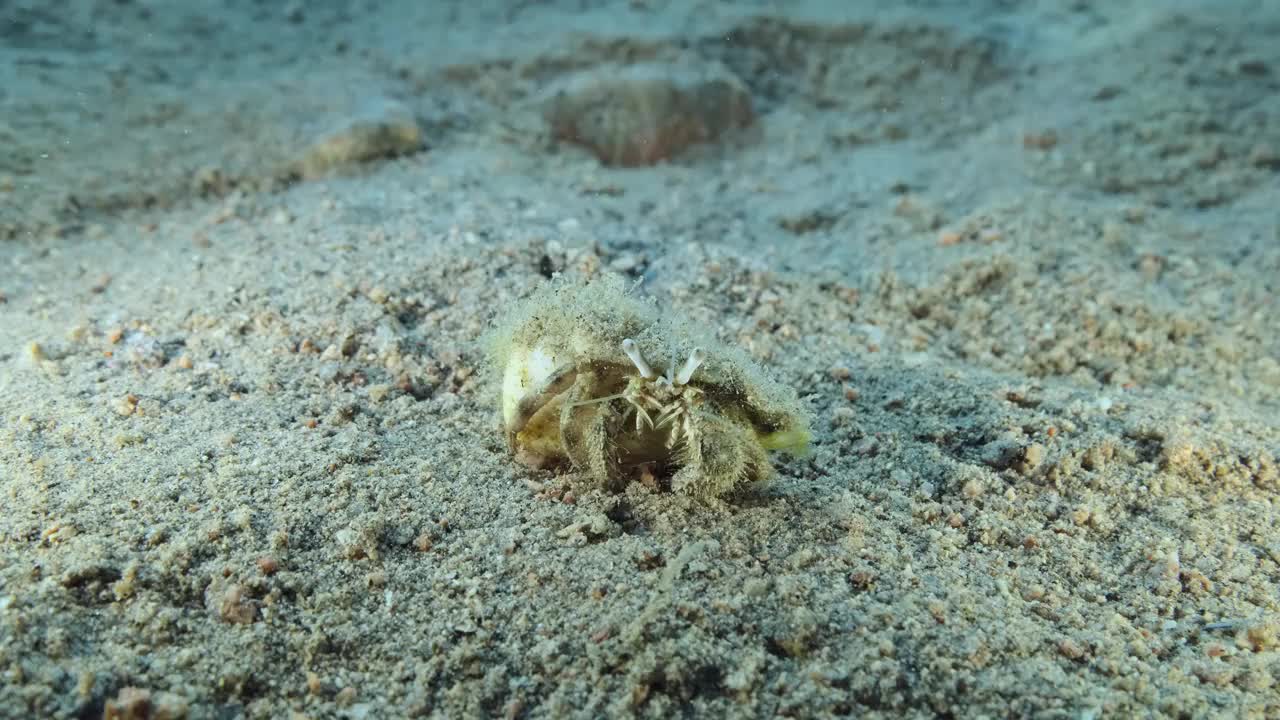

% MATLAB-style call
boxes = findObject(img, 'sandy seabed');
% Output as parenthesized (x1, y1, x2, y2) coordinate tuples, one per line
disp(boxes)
(1, 1, 1278, 718)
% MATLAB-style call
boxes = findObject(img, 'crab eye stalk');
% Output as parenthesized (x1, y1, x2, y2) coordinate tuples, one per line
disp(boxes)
(622, 338, 656, 380)
(675, 347, 706, 386)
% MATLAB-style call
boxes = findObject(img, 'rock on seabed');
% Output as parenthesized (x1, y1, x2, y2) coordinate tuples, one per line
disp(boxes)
(295, 96, 424, 178)
(543, 63, 755, 166)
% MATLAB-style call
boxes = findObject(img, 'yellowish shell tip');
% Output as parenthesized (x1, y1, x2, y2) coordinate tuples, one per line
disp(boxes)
(758, 428, 811, 455)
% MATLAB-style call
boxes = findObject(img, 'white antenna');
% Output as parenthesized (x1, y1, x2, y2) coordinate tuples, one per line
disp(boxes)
(675, 348, 706, 386)
(621, 339, 656, 379)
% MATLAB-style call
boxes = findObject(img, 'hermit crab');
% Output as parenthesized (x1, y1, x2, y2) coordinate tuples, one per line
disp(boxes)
(489, 275, 810, 499)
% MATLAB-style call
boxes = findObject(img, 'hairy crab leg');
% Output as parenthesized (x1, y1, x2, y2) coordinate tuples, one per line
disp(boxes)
(666, 420, 683, 448)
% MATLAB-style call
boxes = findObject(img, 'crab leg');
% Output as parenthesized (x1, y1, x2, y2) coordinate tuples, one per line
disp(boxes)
(665, 419, 684, 448)
(568, 392, 627, 408)
(633, 404, 655, 431)
(654, 405, 682, 429)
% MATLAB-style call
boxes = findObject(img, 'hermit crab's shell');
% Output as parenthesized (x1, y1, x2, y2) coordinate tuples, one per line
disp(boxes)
(494, 340, 570, 466)
(500, 341, 562, 430)
(488, 275, 811, 473)
(492, 275, 656, 425)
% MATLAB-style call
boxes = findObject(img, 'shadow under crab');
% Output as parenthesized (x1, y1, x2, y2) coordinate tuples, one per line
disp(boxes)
(489, 275, 810, 500)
